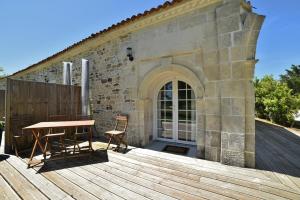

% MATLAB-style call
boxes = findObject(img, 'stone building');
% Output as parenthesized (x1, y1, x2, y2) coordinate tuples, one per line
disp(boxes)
(0, 0, 264, 167)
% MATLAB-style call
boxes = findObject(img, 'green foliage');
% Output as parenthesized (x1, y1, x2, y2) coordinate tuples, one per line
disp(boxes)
(255, 75, 300, 126)
(0, 67, 5, 78)
(280, 65, 300, 95)
(0, 121, 4, 130)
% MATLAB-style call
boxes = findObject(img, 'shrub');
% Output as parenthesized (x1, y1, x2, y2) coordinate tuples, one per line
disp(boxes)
(255, 75, 300, 126)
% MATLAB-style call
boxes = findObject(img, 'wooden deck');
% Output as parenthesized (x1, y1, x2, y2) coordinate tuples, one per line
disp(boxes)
(256, 120, 300, 177)
(1, 142, 300, 200)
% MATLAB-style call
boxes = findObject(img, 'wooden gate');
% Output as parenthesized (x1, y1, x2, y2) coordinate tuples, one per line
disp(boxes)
(4, 79, 81, 153)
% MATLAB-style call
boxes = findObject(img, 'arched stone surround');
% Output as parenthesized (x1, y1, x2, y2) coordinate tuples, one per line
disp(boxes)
(137, 63, 206, 158)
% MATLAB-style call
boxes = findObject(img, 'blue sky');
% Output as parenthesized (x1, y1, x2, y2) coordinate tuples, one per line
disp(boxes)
(0, 0, 299, 78)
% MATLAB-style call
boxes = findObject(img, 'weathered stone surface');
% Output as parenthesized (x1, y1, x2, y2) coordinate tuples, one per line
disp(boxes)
(232, 61, 246, 79)
(206, 131, 221, 147)
(245, 133, 255, 152)
(205, 146, 220, 162)
(220, 80, 245, 97)
(218, 33, 232, 48)
(204, 23, 217, 38)
(221, 149, 245, 167)
(228, 133, 245, 151)
(204, 82, 217, 98)
(196, 144, 205, 158)
(245, 151, 255, 168)
(217, 14, 240, 34)
(206, 115, 221, 131)
(221, 132, 229, 149)
(203, 64, 219, 81)
(232, 98, 245, 116)
(219, 48, 229, 63)
(220, 62, 231, 80)
(222, 116, 245, 134)
(230, 46, 247, 61)
(205, 98, 220, 115)
(216, 1, 240, 18)
(221, 98, 232, 115)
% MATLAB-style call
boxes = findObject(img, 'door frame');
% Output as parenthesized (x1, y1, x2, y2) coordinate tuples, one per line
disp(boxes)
(153, 78, 197, 145)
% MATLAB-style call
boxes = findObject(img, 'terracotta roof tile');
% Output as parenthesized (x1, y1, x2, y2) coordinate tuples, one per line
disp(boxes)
(10, 0, 184, 77)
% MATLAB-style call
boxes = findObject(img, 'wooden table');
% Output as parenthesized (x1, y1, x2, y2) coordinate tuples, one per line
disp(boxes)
(23, 120, 95, 168)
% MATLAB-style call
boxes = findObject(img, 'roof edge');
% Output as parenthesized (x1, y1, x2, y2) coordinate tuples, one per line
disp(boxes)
(9, 0, 222, 78)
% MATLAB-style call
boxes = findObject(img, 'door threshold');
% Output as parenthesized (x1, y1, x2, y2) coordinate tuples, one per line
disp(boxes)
(145, 140, 197, 158)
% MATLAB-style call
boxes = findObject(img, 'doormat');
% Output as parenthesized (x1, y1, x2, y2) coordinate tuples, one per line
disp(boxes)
(162, 145, 189, 155)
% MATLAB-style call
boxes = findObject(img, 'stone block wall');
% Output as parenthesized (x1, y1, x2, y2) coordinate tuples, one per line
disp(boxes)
(0, 0, 264, 167)
(216, 1, 264, 167)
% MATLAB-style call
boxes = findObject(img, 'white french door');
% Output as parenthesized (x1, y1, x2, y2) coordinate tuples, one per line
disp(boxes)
(156, 80, 196, 143)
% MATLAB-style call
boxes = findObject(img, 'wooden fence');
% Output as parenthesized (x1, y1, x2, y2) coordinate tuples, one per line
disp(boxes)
(4, 79, 81, 153)
(0, 90, 5, 120)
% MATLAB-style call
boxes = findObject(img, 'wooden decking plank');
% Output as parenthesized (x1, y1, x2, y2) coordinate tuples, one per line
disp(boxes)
(41, 170, 100, 200)
(48, 163, 124, 200)
(101, 162, 232, 200)
(256, 138, 290, 175)
(6, 156, 74, 200)
(200, 177, 286, 200)
(287, 176, 300, 190)
(255, 155, 282, 183)
(257, 122, 300, 154)
(256, 135, 300, 192)
(88, 159, 204, 200)
(107, 153, 258, 200)
(0, 160, 48, 200)
(256, 122, 300, 177)
(131, 148, 271, 181)
(70, 166, 150, 200)
(106, 158, 256, 200)
(110, 152, 300, 200)
(113, 151, 300, 199)
(21, 158, 100, 200)
(256, 132, 300, 174)
(124, 151, 293, 191)
(130, 149, 295, 189)
(273, 173, 300, 193)
(82, 164, 177, 200)
(0, 175, 21, 200)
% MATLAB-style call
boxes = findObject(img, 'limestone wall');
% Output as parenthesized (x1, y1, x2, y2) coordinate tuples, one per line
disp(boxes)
(1, 0, 264, 167)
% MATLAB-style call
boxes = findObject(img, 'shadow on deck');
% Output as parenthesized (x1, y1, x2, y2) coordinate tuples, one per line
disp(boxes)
(256, 120, 300, 177)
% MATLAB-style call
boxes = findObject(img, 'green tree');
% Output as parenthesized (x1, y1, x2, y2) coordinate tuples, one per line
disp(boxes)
(255, 75, 300, 126)
(280, 65, 300, 95)
(0, 67, 5, 77)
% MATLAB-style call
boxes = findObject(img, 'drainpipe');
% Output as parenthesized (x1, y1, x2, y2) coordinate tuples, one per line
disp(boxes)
(81, 59, 89, 116)
(63, 62, 72, 85)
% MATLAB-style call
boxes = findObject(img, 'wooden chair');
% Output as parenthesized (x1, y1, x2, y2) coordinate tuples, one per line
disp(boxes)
(43, 115, 68, 159)
(43, 128, 66, 159)
(73, 115, 92, 153)
(105, 115, 128, 151)
(11, 115, 33, 157)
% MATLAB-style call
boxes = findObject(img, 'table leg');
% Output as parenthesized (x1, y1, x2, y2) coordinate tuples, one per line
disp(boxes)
(27, 129, 45, 168)
(89, 126, 94, 151)
(28, 136, 38, 168)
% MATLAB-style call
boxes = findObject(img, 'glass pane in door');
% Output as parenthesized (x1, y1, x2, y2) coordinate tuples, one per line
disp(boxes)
(157, 81, 173, 139)
(177, 81, 196, 142)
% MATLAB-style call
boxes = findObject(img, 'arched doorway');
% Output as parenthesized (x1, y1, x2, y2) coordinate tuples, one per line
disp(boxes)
(137, 64, 204, 152)
(154, 80, 196, 144)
